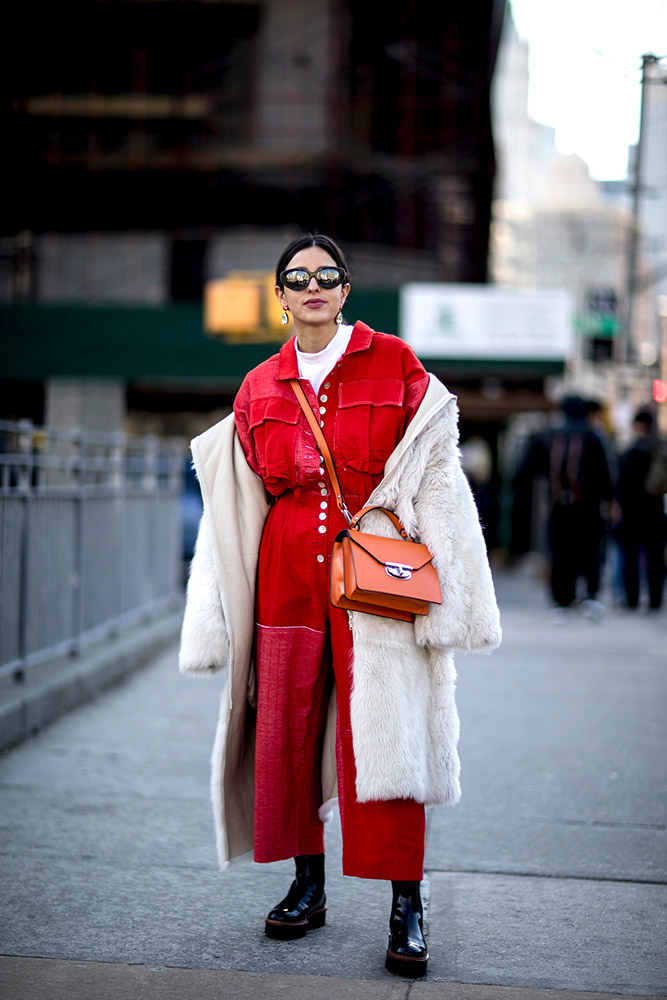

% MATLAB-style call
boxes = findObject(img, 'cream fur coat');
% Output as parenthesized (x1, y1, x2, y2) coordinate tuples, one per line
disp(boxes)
(179, 374, 501, 868)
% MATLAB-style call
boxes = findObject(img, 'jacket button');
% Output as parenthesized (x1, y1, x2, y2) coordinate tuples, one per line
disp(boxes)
(318, 481, 326, 488)
(320, 420, 325, 428)
(316, 554, 325, 563)
(318, 525, 326, 534)
(320, 489, 328, 496)
(323, 382, 330, 389)
(320, 406, 326, 415)
(320, 501, 327, 509)
(319, 394, 328, 403)
(319, 512, 327, 521)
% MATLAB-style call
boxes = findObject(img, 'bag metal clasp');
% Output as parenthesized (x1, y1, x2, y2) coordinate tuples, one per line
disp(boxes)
(385, 562, 413, 581)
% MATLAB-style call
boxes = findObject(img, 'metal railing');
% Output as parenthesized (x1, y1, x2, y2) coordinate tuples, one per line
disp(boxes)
(0, 420, 185, 678)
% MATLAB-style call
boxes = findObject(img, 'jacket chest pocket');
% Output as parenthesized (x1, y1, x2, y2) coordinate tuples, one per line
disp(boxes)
(334, 379, 406, 474)
(248, 397, 301, 479)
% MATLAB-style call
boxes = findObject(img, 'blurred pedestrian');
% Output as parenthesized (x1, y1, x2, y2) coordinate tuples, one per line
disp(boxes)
(179, 233, 501, 976)
(513, 395, 613, 619)
(585, 398, 618, 600)
(616, 409, 666, 611)
(460, 434, 494, 542)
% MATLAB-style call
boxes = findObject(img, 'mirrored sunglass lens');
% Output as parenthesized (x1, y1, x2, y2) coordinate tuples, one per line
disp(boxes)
(285, 269, 309, 287)
(316, 268, 342, 286)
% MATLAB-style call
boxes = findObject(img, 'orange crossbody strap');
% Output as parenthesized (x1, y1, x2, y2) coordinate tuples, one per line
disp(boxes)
(289, 378, 413, 540)
(289, 378, 352, 524)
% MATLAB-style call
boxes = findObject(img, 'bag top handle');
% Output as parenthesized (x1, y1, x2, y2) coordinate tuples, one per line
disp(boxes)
(289, 378, 411, 541)
(350, 505, 409, 540)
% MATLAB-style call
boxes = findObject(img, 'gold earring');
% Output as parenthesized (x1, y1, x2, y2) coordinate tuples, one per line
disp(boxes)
(281, 309, 289, 326)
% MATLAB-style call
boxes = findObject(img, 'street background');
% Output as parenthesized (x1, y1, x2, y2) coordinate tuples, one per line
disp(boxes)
(3, 3, 667, 996)
(1, 566, 665, 999)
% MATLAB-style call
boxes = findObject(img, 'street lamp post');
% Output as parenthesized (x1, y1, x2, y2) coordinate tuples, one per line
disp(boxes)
(620, 53, 658, 366)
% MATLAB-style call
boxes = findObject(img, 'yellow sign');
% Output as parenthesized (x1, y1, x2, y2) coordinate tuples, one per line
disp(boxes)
(204, 271, 287, 342)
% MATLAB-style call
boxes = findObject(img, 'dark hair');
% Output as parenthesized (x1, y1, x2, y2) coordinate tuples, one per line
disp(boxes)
(633, 408, 654, 429)
(275, 233, 350, 288)
(560, 395, 587, 420)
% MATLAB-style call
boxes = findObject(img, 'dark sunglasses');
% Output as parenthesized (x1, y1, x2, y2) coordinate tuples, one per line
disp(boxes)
(280, 266, 347, 291)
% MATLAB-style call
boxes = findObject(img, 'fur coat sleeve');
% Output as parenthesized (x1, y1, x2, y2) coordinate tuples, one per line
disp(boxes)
(178, 412, 270, 683)
(348, 390, 501, 807)
(179, 510, 230, 675)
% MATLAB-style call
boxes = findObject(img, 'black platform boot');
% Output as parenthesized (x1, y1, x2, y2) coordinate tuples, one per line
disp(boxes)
(264, 854, 326, 939)
(385, 880, 429, 977)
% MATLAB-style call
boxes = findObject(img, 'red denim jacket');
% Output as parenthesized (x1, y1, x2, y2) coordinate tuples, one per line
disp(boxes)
(234, 322, 428, 501)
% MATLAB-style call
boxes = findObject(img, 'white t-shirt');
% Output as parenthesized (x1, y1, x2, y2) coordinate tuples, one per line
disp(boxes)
(295, 324, 353, 396)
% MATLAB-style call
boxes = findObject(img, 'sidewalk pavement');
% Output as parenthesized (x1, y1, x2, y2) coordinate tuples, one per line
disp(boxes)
(0, 568, 665, 999)
(0, 607, 184, 752)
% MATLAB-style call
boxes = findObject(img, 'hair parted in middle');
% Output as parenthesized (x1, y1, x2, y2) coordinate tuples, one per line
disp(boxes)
(275, 233, 350, 289)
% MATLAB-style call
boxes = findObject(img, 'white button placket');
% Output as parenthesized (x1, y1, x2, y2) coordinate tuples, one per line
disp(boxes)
(315, 381, 332, 552)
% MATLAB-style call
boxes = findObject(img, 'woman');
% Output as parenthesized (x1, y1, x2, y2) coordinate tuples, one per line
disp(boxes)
(180, 233, 501, 977)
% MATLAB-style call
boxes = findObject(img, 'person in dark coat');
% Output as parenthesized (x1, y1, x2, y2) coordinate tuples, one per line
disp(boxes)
(616, 409, 666, 611)
(513, 396, 614, 614)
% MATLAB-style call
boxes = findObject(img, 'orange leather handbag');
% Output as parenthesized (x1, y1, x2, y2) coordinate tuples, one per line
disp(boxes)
(290, 379, 442, 623)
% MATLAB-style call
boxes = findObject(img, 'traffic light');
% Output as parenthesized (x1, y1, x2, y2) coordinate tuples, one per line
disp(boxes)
(203, 272, 286, 341)
(205, 278, 260, 335)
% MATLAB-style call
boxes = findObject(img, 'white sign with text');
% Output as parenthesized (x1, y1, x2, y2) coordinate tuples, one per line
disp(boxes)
(400, 284, 574, 360)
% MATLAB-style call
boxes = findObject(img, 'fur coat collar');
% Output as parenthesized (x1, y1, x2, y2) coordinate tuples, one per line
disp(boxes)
(179, 374, 501, 868)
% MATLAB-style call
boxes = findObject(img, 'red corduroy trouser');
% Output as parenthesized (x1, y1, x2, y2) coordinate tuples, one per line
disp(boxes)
(253, 484, 425, 880)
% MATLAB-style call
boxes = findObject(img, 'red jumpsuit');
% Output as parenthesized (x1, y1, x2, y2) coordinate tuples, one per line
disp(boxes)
(233, 322, 429, 880)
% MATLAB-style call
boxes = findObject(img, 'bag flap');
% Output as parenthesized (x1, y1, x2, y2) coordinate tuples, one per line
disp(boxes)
(345, 530, 434, 572)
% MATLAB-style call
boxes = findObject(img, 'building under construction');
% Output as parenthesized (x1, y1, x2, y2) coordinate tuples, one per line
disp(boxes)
(7, 0, 504, 299)
(4, 0, 530, 545)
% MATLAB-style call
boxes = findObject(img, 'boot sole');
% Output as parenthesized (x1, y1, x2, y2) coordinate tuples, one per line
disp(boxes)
(265, 906, 326, 940)
(386, 949, 429, 977)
